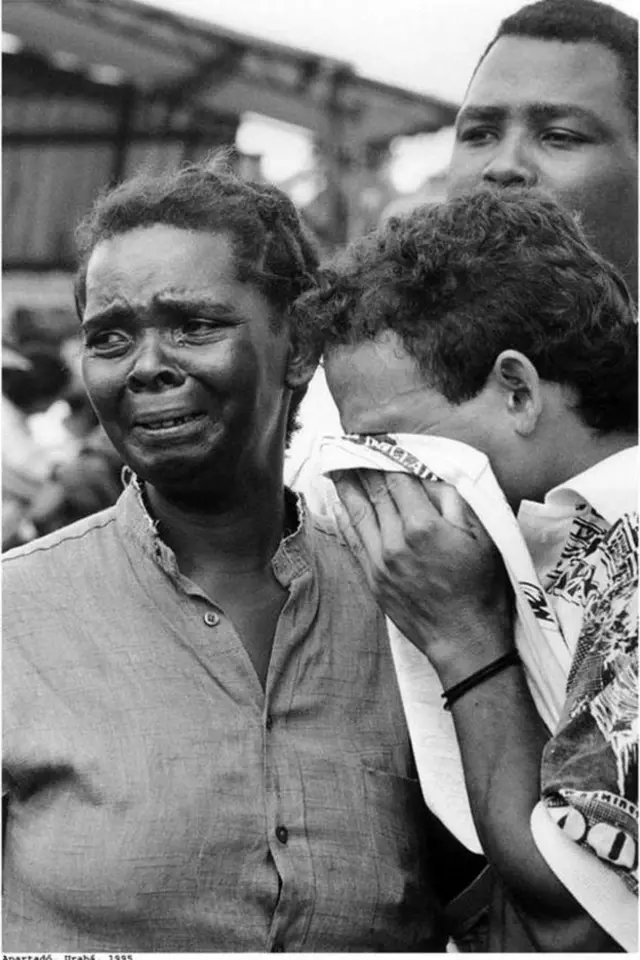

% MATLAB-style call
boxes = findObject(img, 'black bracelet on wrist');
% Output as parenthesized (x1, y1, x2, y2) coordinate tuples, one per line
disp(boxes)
(442, 649, 521, 711)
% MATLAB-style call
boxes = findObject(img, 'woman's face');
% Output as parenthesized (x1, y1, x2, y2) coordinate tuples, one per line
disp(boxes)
(81, 224, 294, 498)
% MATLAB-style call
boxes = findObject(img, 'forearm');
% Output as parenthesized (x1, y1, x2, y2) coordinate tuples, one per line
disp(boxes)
(444, 649, 620, 952)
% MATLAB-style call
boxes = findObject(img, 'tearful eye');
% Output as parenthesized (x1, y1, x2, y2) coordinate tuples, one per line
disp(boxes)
(181, 319, 215, 335)
(84, 330, 131, 356)
(173, 318, 227, 344)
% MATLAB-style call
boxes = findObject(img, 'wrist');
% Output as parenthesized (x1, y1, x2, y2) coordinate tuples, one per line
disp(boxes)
(442, 649, 521, 711)
(426, 607, 514, 689)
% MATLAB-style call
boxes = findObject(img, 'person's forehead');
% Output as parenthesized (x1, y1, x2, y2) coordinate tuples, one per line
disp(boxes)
(465, 35, 628, 117)
(324, 337, 455, 435)
(86, 225, 237, 293)
(325, 335, 423, 401)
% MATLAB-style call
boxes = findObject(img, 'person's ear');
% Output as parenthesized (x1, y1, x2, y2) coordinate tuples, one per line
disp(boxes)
(490, 349, 542, 436)
(284, 337, 318, 392)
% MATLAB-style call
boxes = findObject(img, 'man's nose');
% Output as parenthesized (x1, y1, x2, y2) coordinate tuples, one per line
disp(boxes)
(126, 332, 185, 392)
(482, 133, 537, 189)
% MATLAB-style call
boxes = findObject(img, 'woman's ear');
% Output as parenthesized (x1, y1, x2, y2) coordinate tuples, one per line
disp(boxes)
(285, 337, 319, 392)
(490, 349, 543, 437)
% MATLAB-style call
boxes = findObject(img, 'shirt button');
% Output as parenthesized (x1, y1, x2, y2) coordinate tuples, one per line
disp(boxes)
(203, 611, 220, 627)
(265, 714, 273, 730)
(275, 825, 288, 844)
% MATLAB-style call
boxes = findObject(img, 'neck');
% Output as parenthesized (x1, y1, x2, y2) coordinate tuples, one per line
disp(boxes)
(553, 429, 634, 485)
(144, 472, 289, 574)
(523, 427, 636, 510)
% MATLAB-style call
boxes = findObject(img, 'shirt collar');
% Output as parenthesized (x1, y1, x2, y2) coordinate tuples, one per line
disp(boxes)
(117, 471, 312, 589)
(543, 446, 638, 524)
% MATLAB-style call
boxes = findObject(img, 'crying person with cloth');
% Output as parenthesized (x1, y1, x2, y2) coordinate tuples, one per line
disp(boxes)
(291, 189, 638, 953)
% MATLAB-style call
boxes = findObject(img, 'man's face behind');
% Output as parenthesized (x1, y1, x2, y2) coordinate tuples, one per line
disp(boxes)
(324, 334, 574, 509)
(448, 36, 638, 298)
(324, 333, 507, 471)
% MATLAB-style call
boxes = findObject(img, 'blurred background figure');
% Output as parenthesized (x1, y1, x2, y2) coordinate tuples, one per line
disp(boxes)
(2, 340, 70, 549)
(28, 424, 124, 539)
(27, 334, 125, 539)
(2, 329, 125, 548)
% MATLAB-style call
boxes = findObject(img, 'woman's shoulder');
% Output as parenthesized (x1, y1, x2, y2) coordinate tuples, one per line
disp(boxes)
(3, 505, 119, 592)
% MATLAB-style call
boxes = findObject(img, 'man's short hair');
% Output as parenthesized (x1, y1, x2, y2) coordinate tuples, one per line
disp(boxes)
(74, 154, 320, 442)
(477, 0, 638, 134)
(294, 189, 638, 433)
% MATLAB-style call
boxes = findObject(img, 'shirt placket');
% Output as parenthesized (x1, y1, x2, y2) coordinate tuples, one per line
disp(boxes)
(125, 479, 321, 949)
(263, 544, 318, 952)
(262, 715, 315, 952)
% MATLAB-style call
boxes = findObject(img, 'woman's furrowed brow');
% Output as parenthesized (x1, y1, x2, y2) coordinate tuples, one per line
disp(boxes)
(83, 295, 241, 326)
(153, 293, 239, 317)
(82, 304, 132, 328)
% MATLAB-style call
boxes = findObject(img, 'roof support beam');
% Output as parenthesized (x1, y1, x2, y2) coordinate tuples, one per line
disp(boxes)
(110, 83, 136, 184)
(318, 67, 353, 245)
(4, 130, 222, 145)
(153, 42, 243, 107)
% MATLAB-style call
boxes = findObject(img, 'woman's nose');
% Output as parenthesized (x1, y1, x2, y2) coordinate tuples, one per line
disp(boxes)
(126, 332, 185, 392)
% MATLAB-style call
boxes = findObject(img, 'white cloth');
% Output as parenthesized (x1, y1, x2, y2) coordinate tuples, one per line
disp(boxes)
(318, 433, 573, 854)
(530, 802, 638, 951)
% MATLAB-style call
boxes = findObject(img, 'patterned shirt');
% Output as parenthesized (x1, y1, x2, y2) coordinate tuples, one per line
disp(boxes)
(2, 479, 447, 953)
(519, 447, 638, 896)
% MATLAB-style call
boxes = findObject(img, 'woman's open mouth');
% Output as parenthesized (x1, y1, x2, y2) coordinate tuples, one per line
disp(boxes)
(133, 412, 208, 439)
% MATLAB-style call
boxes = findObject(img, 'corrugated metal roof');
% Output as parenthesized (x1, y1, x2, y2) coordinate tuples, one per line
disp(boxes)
(3, 44, 250, 269)
(3, 0, 458, 144)
(4, 142, 115, 266)
(3, 0, 458, 267)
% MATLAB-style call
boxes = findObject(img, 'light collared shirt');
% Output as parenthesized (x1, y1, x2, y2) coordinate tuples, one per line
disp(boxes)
(518, 445, 638, 589)
(3, 479, 446, 953)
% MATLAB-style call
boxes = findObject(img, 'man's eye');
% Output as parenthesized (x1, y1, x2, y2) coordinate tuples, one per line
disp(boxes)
(457, 126, 497, 146)
(541, 129, 587, 147)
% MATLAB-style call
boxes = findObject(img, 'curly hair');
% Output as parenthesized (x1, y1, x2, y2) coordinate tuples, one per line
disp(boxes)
(293, 189, 638, 433)
(74, 153, 320, 442)
(478, 0, 638, 135)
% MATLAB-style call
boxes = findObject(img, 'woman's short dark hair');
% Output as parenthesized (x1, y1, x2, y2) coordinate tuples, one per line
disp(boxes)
(74, 154, 320, 441)
(294, 188, 638, 433)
